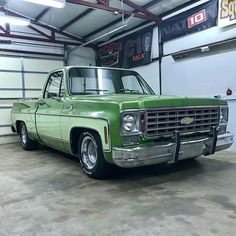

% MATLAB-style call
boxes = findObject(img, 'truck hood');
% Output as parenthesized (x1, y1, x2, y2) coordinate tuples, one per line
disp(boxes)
(71, 94, 224, 110)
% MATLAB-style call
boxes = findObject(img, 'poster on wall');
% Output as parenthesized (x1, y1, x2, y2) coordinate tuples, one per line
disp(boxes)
(123, 26, 153, 68)
(97, 41, 123, 68)
(97, 26, 153, 69)
(160, 0, 218, 42)
(218, 0, 236, 27)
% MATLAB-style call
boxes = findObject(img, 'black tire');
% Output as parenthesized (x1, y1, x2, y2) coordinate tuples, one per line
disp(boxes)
(78, 131, 111, 179)
(19, 122, 38, 150)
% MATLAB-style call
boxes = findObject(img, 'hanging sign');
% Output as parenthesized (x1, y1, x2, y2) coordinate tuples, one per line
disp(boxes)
(160, 0, 218, 42)
(97, 26, 153, 69)
(123, 26, 153, 68)
(218, 0, 236, 27)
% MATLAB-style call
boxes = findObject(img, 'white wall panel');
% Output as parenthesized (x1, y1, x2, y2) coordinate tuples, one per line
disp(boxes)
(25, 90, 42, 98)
(0, 91, 22, 98)
(164, 25, 236, 55)
(0, 56, 64, 138)
(25, 73, 47, 89)
(24, 58, 64, 72)
(0, 127, 12, 136)
(0, 72, 22, 88)
(162, 51, 236, 97)
(227, 99, 236, 151)
(1, 109, 11, 124)
(0, 57, 21, 70)
(68, 47, 96, 66)
(133, 61, 160, 94)
(151, 26, 159, 59)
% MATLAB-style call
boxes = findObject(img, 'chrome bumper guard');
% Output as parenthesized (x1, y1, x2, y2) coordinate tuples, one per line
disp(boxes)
(112, 132, 234, 168)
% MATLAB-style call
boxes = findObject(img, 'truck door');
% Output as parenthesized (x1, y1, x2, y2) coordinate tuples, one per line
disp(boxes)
(36, 70, 64, 150)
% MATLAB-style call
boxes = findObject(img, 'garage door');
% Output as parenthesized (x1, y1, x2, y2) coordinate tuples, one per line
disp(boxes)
(0, 55, 64, 136)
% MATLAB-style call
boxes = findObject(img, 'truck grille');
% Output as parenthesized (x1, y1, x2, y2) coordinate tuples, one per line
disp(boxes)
(145, 107, 219, 138)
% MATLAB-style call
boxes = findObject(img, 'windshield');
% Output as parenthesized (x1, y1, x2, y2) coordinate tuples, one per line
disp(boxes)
(68, 67, 155, 95)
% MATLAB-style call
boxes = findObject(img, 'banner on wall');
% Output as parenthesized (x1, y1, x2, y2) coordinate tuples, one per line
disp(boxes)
(218, 0, 236, 27)
(160, 0, 218, 42)
(97, 26, 153, 69)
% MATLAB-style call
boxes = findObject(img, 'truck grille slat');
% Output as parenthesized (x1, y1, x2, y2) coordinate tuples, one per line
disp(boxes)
(145, 107, 219, 138)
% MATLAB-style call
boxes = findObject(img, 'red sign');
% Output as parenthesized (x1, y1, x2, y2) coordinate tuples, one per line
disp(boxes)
(187, 9, 207, 28)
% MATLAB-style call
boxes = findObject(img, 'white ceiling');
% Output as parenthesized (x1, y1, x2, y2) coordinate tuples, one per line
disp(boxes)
(1, 0, 195, 44)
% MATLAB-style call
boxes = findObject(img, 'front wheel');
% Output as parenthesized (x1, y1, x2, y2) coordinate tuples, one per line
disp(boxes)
(19, 122, 38, 150)
(78, 131, 111, 179)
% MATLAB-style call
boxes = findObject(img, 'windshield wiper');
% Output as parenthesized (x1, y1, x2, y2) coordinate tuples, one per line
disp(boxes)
(119, 89, 141, 94)
(84, 89, 110, 93)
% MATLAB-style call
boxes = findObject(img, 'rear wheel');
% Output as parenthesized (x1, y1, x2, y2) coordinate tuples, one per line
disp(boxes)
(19, 122, 38, 150)
(78, 131, 111, 179)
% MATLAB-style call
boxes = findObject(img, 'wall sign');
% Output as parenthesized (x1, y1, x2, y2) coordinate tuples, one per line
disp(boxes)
(160, 0, 218, 42)
(97, 26, 153, 69)
(218, 0, 236, 27)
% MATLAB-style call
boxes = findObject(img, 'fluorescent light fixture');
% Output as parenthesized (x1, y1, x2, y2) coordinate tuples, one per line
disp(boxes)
(23, 0, 66, 8)
(0, 16, 30, 26)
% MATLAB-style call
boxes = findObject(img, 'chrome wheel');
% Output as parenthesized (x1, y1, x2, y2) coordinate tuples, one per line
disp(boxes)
(81, 135, 98, 170)
(21, 124, 27, 145)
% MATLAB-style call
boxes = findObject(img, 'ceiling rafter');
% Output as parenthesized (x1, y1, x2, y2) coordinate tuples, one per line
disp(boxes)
(108, 0, 201, 44)
(0, 25, 7, 33)
(0, 32, 81, 45)
(59, 0, 111, 33)
(97, 0, 109, 6)
(35, 7, 50, 21)
(66, 0, 157, 21)
(28, 25, 52, 39)
(0, 7, 88, 46)
(159, 0, 200, 17)
(84, 0, 161, 39)
(121, 0, 159, 21)
(142, 0, 162, 9)
(60, 8, 94, 31)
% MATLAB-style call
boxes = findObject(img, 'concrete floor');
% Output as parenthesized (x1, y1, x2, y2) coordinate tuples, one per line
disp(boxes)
(0, 143, 236, 236)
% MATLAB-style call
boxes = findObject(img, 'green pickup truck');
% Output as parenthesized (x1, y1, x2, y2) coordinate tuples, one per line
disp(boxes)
(11, 66, 234, 178)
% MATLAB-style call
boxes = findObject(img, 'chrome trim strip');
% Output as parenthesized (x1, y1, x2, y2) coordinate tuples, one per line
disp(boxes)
(144, 105, 220, 111)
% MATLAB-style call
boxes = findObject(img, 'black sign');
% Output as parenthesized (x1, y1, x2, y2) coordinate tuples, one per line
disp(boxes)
(160, 0, 218, 42)
(97, 26, 153, 69)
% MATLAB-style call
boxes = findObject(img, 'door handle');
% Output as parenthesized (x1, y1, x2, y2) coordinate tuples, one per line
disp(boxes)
(64, 104, 73, 111)
(38, 99, 45, 105)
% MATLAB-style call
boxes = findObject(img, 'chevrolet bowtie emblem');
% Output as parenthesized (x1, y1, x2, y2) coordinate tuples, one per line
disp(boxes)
(181, 117, 194, 125)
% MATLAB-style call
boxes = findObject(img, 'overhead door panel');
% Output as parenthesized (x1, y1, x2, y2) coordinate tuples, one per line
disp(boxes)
(25, 73, 47, 89)
(0, 57, 21, 70)
(0, 55, 64, 137)
(0, 72, 22, 88)
(24, 58, 64, 72)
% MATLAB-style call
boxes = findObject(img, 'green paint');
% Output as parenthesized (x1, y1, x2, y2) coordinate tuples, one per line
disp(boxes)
(11, 66, 227, 164)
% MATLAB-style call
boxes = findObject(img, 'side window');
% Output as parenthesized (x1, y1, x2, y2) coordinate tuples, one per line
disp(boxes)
(44, 71, 64, 98)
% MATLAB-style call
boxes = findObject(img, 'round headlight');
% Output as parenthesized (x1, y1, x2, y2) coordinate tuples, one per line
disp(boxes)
(123, 115, 136, 132)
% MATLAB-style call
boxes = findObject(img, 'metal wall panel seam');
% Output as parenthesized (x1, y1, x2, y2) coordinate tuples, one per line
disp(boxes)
(0, 69, 48, 74)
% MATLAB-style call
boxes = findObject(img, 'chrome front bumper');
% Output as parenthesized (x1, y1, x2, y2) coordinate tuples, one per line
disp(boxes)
(112, 132, 234, 168)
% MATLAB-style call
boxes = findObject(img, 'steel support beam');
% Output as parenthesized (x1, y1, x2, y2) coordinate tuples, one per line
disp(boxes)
(98, 0, 109, 6)
(28, 25, 52, 39)
(0, 7, 87, 45)
(60, 8, 94, 31)
(0, 25, 7, 33)
(35, 7, 50, 21)
(84, 0, 160, 39)
(0, 32, 81, 45)
(142, 0, 162, 9)
(122, 0, 159, 21)
(0, 48, 64, 57)
(66, 0, 157, 21)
